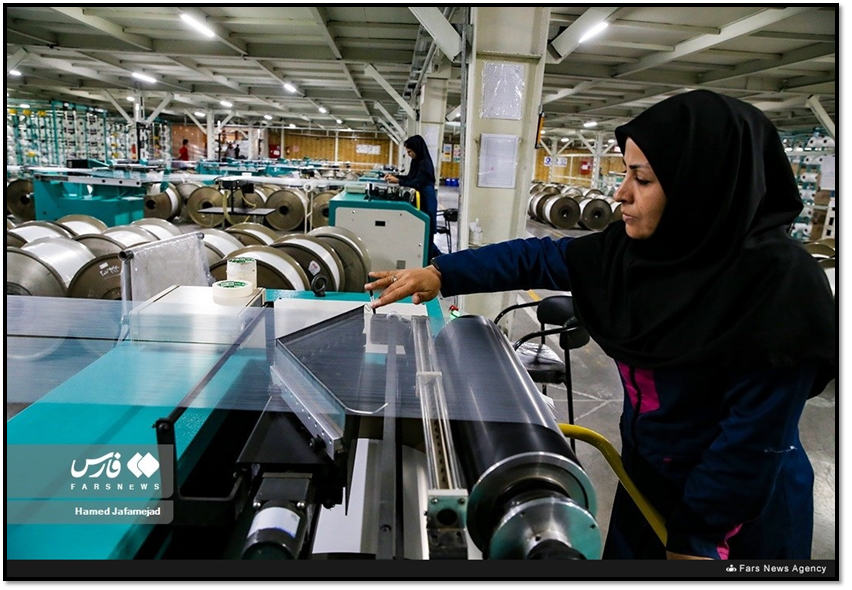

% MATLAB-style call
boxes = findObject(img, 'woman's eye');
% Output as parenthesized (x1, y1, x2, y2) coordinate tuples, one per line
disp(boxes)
(636, 178, 651, 186)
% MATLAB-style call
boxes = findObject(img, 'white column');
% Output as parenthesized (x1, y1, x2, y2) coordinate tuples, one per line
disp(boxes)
(206, 109, 215, 160)
(419, 63, 450, 181)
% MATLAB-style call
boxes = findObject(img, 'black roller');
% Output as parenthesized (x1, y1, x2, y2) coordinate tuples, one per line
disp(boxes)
(433, 315, 597, 557)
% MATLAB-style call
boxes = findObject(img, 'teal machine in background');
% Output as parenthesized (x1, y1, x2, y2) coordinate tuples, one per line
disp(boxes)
(329, 186, 430, 272)
(32, 170, 149, 225)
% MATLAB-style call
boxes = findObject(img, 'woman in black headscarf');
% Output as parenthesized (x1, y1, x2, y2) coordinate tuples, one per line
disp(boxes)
(384, 134, 441, 259)
(366, 90, 836, 559)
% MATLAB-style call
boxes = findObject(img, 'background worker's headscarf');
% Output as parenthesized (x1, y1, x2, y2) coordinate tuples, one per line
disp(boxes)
(565, 90, 835, 386)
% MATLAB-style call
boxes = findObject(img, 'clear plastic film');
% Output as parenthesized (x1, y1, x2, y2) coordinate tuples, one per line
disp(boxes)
(479, 61, 526, 120)
(7, 295, 556, 428)
(121, 232, 213, 302)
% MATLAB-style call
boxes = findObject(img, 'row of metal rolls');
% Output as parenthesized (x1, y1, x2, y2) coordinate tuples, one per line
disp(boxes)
(527, 183, 621, 231)
(6, 216, 371, 300)
(5, 178, 344, 232)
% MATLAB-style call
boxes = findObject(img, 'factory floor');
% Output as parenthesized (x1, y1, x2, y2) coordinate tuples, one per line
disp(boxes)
(434, 186, 837, 560)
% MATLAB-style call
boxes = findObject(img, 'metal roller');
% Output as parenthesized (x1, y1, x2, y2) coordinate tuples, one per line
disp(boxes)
(75, 235, 128, 257)
(177, 181, 204, 220)
(271, 235, 344, 292)
(187, 186, 227, 227)
(577, 197, 612, 231)
(56, 214, 108, 236)
(7, 217, 16, 230)
(226, 222, 279, 246)
(209, 245, 309, 290)
(103, 225, 160, 246)
(541, 194, 581, 229)
(527, 193, 548, 221)
(584, 188, 604, 199)
(18, 237, 96, 293)
(199, 228, 246, 267)
(143, 184, 181, 220)
(804, 242, 835, 259)
(605, 198, 622, 223)
(131, 218, 183, 240)
(311, 191, 338, 228)
(67, 254, 124, 300)
(308, 226, 372, 293)
(6, 179, 35, 220)
(266, 188, 309, 231)
(561, 186, 584, 200)
(7, 221, 73, 244)
(233, 185, 271, 213)
(434, 316, 600, 560)
(7, 247, 66, 297)
(529, 182, 544, 196)
(7, 230, 27, 248)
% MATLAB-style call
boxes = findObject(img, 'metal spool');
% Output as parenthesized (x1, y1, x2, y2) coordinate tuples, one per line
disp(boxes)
(131, 218, 183, 241)
(9, 220, 75, 244)
(577, 198, 612, 231)
(103, 225, 160, 247)
(605, 198, 622, 223)
(311, 191, 338, 228)
(143, 184, 181, 220)
(19, 237, 97, 293)
(308, 226, 372, 292)
(530, 182, 544, 196)
(226, 222, 278, 246)
(266, 188, 309, 231)
(67, 253, 124, 300)
(344, 172, 359, 182)
(529, 188, 561, 221)
(177, 181, 204, 220)
(561, 186, 584, 200)
(7, 247, 66, 297)
(209, 245, 309, 290)
(199, 228, 245, 267)
(56, 214, 108, 236)
(6, 179, 35, 220)
(816, 237, 835, 250)
(541, 195, 581, 229)
(7, 228, 28, 248)
(584, 188, 605, 199)
(213, 182, 253, 225)
(804, 242, 835, 258)
(271, 235, 344, 292)
(6, 217, 16, 229)
(187, 186, 227, 227)
(75, 235, 128, 257)
(233, 185, 271, 213)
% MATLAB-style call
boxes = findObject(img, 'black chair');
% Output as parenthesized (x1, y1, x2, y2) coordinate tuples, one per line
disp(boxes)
(436, 208, 459, 253)
(495, 295, 590, 448)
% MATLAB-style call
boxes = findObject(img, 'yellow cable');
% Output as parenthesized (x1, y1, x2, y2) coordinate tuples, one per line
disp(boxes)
(558, 423, 668, 546)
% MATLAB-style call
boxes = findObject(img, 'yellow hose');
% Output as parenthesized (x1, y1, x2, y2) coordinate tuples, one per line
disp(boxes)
(558, 423, 668, 545)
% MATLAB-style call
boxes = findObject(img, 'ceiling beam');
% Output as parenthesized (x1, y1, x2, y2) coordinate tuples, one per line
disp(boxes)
(27, 52, 134, 89)
(168, 56, 248, 95)
(699, 42, 836, 84)
(543, 81, 597, 105)
(7, 23, 58, 46)
(75, 51, 193, 93)
(806, 95, 835, 138)
(364, 64, 416, 120)
(549, 7, 620, 63)
(177, 8, 247, 55)
(50, 7, 154, 51)
(408, 7, 461, 61)
(610, 19, 721, 35)
(7, 47, 29, 74)
(307, 7, 343, 60)
(614, 6, 813, 77)
(373, 101, 406, 138)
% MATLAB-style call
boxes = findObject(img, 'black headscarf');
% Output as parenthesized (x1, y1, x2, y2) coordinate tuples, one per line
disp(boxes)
(402, 135, 436, 186)
(564, 90, 836, 377)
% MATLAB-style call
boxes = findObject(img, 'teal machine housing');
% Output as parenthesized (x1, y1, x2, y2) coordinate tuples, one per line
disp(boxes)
(32, 171, 148, 225)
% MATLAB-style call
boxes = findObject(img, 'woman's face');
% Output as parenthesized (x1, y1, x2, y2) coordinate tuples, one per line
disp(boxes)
(405, 147, 416, 159)
(614, 138, 667, 239)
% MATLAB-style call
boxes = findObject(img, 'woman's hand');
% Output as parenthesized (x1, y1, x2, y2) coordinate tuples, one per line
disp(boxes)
(365, 266, 442, 309)
(384, 174, 399, 184)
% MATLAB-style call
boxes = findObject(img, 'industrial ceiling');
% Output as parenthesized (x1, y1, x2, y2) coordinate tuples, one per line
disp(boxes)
(5, 5, 837, 138)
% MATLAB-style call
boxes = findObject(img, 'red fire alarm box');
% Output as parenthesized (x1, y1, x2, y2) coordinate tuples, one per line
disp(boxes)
(580, 160, 592, 175)
(269, 144, 281, 158)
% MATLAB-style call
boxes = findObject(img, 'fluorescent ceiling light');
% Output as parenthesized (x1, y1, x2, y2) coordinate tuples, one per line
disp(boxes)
(264, 114, 273, 120)
(19, 103, 30, 109)
(560, 137, 570, 143)
(132, 72, 156, 84)
(583, 121, 598, 128)
(194, 111, 205, 117)
(9, 69, 22, 76)
(318, 106, 328, 114)
(579, 21, 609, 44)
(180, 13, 216, 38)
(289, 123, 296, 129)
(220, 100, 233, 108)
(608, 138, 616, 143)
(126, 96, 135, 102)
(283, 82, 297, 93)
(335, 119, 342, 124)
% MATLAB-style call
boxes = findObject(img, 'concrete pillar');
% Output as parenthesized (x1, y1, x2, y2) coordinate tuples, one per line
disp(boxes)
(206, 109, 215, 160)
(419, 64, 450, 181)
(248, 127, 259, 159)
(458, 6, 551, 319)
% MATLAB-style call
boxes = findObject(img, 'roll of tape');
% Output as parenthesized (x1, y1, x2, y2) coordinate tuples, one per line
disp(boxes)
(212, 279, 253, 302)
(227, 257, 258, 289)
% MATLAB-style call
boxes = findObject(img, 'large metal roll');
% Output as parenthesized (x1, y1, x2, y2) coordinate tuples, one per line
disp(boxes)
(266, 188, 309, 231)
(311, 191, 338, 228)
(308, 226, 372, 293)
(56, 214, 108, 236)
(583, 188, 605, 199)
(529, 182, 545, 196)
(527, 193, 549, 221)
(6, 179, 35, 220)
(67, 254, 123, 299)
(143, 184, 181, 220)
(561, 186, 584, 200)
(605, 198, 622, 223)
(577, 197, 612, 231)
(541, 194, 581, 229)
(103, 225, 160, 247)
(199, 228, 246, 267)
(226, 222, 278, 246)
(7, 229, 27, 248)
(7, 217, 16, 230)
(209, 245, 309, 290)
(7, 220, 74, 244)
(17, 237, 96, 293)
(177, 181, 205, 220)
(271, 235, 344, 292)
(7, 247, 66, 297)
(131, 218, 183, 240)
(187, 186, 227, 227)
(434, 316, 599, 559)
(233, 185, 271, 212)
